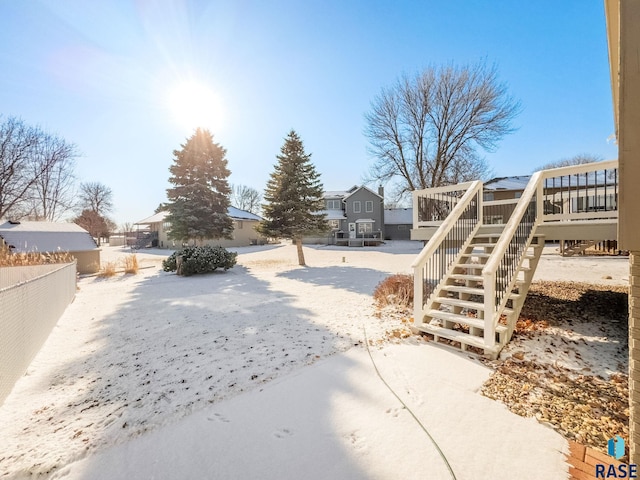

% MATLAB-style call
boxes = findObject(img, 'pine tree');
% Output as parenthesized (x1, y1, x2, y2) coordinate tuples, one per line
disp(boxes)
(165, 129, 233, 244)
(258, 130, 328, 266)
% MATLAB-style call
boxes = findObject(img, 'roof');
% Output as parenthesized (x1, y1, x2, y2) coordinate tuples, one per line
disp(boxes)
(319, 210, 346, 220)
(0, 221, 98, 253)
(343, 185, 383, 200)
(384, 208, 413, 225)
(323, 191, 348, 199)
(136, 207, 262, 225)
(323, 185, 383, 200)
(484, 176, 531, 191)
(227, 207, 262, 221)
(355, 218, 375, 223)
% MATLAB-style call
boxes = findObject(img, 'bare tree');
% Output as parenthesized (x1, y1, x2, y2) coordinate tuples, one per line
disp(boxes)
(28, 133, 78, 220)
(365, 62, 520, 198)
(230, 184, 262, 214)
(78, 181, 113, 216)
(0, 116, 79, 221)
(119, 222, 133, 234)
(534, 153, 603, 171)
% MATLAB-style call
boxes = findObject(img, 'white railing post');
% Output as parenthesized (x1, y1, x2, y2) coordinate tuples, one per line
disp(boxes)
(536, 178, 544, 222)
(412, 190, 419, 228)
(483, 270, 496, 348)
(413, 265, 423, 327)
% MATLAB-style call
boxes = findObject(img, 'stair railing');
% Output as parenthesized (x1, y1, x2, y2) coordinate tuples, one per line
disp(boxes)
(482, 171, 543, 348)
(411, 181, 483, 327)
(481, 158, 619, 348)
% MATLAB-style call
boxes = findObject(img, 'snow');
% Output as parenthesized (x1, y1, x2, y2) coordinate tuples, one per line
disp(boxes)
(1, 240, 625, 479)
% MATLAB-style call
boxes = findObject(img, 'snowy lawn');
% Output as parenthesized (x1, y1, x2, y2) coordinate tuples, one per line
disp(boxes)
(1, 241, 627, 479)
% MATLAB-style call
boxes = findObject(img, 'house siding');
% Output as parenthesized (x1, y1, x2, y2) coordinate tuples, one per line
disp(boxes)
(344, 188, 384, 240)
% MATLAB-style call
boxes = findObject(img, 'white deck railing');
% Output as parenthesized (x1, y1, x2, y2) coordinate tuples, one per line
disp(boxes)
(411, 159, 619, 352)
(411, 181, 483, 326)
(481, 159, 619, 347)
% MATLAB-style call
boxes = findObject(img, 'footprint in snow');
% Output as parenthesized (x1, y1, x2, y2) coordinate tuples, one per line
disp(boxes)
(273, 428, 293, 439)
(207, 413, 230, 423)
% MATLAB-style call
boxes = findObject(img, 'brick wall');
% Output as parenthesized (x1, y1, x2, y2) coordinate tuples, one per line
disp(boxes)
(631, 252, 640, 464)
(567, 441, 625, 480)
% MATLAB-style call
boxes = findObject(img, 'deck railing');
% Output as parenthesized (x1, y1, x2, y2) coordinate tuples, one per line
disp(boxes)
(481, 159, 619, 348)
(541, 159, 618, 222)
(412, 181, 476, 228)
(411, 181, 483, 325)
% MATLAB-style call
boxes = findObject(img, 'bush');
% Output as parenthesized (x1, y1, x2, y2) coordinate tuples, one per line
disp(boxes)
(123, 254, 139, 274)
(97, 261, 117, 278)
(373, 274, 414, 308)
(0, 244, 74, 267)
(162, 245, 237, 276)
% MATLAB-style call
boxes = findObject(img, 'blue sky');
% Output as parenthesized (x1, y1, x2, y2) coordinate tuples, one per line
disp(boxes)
(0, 1, 616, 225)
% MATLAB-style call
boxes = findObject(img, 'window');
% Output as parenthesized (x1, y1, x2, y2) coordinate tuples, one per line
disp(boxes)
(236, 220, 243, 229)
(326, 199, 341, 209)
(358, 222, 373, 234)
(365, 201, 373, 213)
(329, 219, 340, 230)
(353, 201, 361, 213)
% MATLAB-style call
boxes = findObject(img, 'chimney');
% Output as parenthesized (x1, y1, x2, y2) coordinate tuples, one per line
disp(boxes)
(378, 185, 384, 198)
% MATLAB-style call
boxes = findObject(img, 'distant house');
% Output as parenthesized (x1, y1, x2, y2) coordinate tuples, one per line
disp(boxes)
(483, 175, 530, 201)
(134, 207, 267, 248)
(305, 185, 385, 246)
(384, 208, 413, 240)
(0, 221, 100, 274)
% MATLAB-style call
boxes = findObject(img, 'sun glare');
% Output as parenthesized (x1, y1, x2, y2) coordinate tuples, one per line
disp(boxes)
(166, 79, 224, 132)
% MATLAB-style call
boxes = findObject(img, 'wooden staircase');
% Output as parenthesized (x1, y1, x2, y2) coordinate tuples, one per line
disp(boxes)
(413, 225, 544, 358)
(411, 160, 619, 359)
(560, 239, 597, 257)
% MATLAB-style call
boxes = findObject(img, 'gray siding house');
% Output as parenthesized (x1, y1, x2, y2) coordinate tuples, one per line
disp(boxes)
(306, 185, 385, 245)
(384, 208, 413, 240)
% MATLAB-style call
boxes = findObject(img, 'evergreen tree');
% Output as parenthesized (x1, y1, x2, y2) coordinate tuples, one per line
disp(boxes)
(165, 129, 233, 244)
(258, 130, 328, 266)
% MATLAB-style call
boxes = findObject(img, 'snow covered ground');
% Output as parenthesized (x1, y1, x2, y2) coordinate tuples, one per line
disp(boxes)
(0, 241, 629, 479)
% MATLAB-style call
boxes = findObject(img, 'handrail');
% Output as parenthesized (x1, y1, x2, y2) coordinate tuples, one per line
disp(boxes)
(411, 181, 483, 269)
(540, 159, 618, 222)
(412, 181, 483, 327)
(480, 158, 619, 348)
(539, 159, 618, 178)
(413, 181, 478, 227)
(482, 171, 542, 347)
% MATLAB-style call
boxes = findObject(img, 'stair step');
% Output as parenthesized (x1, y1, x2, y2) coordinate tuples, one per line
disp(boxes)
(460, 252, 491, 258)
(414, 323, 501, 354)
(432, 298, 515, 315)
(426, 309, 508, 333)
(474, 233, 502, 239)
(470, 243, 497, 248)
(449, 273, 483, 282)
(440, 284, 523, 301)
(454, 263, 485, 270)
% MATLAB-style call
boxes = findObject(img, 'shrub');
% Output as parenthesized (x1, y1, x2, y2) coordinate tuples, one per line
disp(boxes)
(162, 245, 237, 276)
(97, 261, 117, 278)
(123, 254, 139, 274)
(0, 244, 74, 267)
(373, 274, 414, 308)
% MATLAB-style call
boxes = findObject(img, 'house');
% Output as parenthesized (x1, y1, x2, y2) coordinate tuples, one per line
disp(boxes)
(384, 208, 413, 240)
(0, 221, 100, 274)
(483, 175, 530, 201)
(305, 185, 385, 246)
(605, 0, 640, 463)
(134, 207, 266, 248)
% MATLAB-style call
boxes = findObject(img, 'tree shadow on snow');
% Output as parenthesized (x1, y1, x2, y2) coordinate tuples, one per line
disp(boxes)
(1, 263, 379, 480)
(276, 265, 391, 296)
